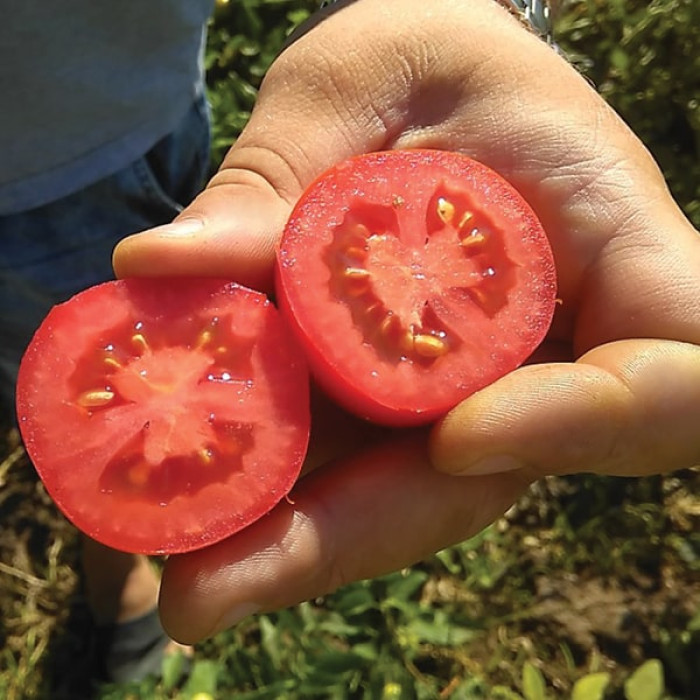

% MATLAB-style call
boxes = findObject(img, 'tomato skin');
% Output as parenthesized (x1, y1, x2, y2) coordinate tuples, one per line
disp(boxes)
(16, 278, 310, 555)
(276, 149, 557, 426)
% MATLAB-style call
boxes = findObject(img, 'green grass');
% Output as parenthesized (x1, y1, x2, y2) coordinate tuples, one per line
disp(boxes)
(3, 418, 698, 698)
(1, 1, 699, 698)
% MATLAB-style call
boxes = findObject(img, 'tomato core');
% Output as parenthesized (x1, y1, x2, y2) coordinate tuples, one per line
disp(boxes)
(65, 311, 265, 505)
(325, 186, 516, 366)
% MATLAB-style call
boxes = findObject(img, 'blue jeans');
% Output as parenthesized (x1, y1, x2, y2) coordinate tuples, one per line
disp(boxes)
(0, 95, 211, 416)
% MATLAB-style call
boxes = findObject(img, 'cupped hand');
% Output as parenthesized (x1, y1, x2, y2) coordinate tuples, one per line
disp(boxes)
(113, 0, 700, 644)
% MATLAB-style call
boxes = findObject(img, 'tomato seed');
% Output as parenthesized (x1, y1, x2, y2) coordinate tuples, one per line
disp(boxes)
(413, 334, 448, 358)
(398, 330, 415, 355)
(343, 267, 371, 280)
(131, 333, 149, 354)
(379, 313, 401, 339)
(198, 448, 213, 466)
(196, 329, 213, 349)
(76, 389, 115, 408)
(103, 356, 122, 370)
(342, 269, 373, 297)
(460, 230, 486, 249)
(437, 197, 455, 224)
(363, 302, 386, 325)
(458, 211, 474, 229)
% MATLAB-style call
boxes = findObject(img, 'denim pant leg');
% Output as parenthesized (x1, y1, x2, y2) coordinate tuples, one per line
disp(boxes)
(0, 95, 210, 417)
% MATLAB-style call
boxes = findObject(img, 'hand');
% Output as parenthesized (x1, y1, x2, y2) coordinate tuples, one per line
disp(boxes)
(113, 0, 700, 644)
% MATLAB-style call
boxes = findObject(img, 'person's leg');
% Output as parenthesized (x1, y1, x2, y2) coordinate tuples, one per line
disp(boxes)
(0, 93, 211, 414)
(82, 538, 194, 683)
(81, 540, 161, 626)
(1, 94, 210, 681)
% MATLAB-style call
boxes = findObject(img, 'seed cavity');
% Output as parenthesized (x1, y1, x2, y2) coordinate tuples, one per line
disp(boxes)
(323, 181, 516, 364)
(326, 210, 465, 364)
(127, 462, 151, 487)
(343, 246, 368, 263)
(345, 223, 371, 247)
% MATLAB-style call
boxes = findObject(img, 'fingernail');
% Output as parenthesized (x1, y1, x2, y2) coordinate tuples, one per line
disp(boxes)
(211, 602, 261, 635)
(149, 217, 205, 238)
(457, 454, 522, 476)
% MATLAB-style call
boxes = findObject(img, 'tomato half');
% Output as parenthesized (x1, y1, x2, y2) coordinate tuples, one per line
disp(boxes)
(276, 149, 556, 426)
(16, 279, 310, 554)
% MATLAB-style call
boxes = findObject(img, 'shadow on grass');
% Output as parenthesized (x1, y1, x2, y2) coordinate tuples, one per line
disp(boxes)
(43, 594, 99, 699)
(0, 420, 101, 699)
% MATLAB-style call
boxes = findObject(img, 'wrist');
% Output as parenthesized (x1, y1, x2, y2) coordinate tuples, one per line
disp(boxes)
(497, 0, 554, 45)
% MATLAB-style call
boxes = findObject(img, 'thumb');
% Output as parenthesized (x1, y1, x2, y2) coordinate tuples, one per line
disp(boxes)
(112, 170, 288, 293)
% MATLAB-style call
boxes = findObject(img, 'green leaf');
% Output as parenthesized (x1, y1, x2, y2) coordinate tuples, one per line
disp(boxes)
(232, 680, 297, 700)
(332, 583, 378, 616)
(259, 614, 283, 668)
(572, 672, 611, 700)
(317, 616, 364, 638)
(435, 547, 463, 575)
(402, 616, 475, 646)
(687, 603, 700, 632)
(610, 46, 630, 74)
(491, 686, 525, 700)
(182, 659, 219, 698)
(522, 662, 547, 700)
(287, 8, 312, 27)
(351, 641, 380, 662)
(312, 649, 368, 675)
(450, 676, 494, 699)
(160, 650, 189, 691)
(624, 659, 664, 700)
(385, 569, 429, 602)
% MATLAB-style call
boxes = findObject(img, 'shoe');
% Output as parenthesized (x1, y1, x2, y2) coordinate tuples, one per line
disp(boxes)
(93, 607, 188, 684)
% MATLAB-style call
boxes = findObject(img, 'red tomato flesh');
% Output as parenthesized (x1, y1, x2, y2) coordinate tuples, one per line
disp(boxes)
(276, 149, 557, 426)
(16, 279, 310, 554)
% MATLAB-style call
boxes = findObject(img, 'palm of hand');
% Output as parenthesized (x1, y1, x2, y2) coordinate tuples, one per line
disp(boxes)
(113, 0, 700, 643)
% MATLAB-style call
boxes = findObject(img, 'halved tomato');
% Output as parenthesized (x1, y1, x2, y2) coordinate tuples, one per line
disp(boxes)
(276, 149, 556, 426)
(16, 278, 310, 554)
